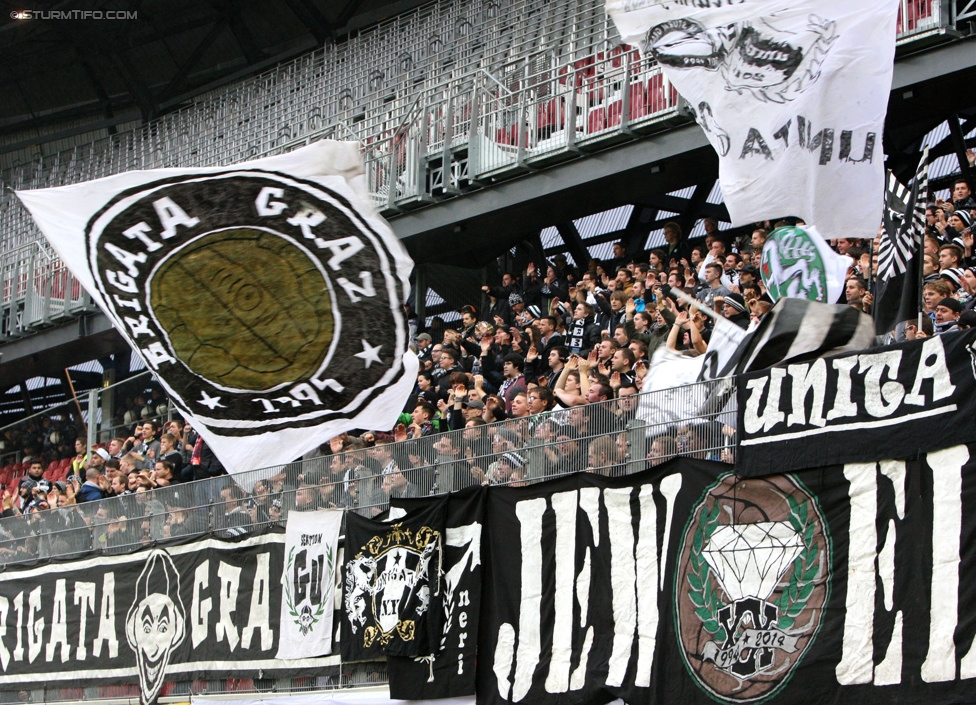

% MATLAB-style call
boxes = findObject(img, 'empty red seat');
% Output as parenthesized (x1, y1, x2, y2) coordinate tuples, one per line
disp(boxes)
(629, 83, 648, 120)
(495, 124, 523, 146)
(537, 98, 564, 130)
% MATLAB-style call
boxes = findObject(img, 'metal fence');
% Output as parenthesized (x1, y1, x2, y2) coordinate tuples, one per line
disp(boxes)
(9, 661, 386, 704)
(0, 369, 171, 468)
(0, 0, 964, 342)
(0, 376, 735, 702)
(0, 377, 736, 566)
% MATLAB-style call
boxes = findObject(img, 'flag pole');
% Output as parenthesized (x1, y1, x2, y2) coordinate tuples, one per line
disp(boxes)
(664, 285, 721, 322)
(868, 234, 876, 324)
(918, 150, 928, 333)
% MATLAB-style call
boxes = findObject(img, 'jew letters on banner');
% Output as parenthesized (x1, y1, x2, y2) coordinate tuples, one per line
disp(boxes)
(0, 531, 336, 705)
(387, 487, 485, 700)
(606, 0, 900, 240)
(341, 498, 447, 662)
(15, 140, 418, 474)
(736, 329, 976, 474)
(760, 225, 853, 304)
(276, 509, 342, 659)
(479, 452, 976, 705)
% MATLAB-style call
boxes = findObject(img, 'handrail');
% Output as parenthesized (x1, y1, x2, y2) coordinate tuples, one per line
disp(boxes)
(0, 239, 54, 263)
(0, 370, 153, 435)
(477, 68, 514, 96)
(0, 376, 737, 565)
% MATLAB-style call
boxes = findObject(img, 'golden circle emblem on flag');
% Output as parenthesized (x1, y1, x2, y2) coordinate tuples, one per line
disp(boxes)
(86, 170, 409, 434)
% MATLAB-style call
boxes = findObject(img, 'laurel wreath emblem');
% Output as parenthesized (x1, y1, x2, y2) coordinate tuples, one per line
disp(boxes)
(687, 494, 820, 639)
(687, 501, 727, 643)
(283, 544, 333, 635)
(776, 494, 820, 631)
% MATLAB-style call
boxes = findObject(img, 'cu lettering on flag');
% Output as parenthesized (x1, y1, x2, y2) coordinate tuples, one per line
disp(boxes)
(85, 170, 410, 435)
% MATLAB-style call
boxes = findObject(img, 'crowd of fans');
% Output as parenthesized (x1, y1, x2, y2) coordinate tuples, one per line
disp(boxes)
(0, 176, 974, 553)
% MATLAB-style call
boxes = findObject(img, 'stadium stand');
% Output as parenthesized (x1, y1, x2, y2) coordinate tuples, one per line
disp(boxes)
(0, 0, 974, 699)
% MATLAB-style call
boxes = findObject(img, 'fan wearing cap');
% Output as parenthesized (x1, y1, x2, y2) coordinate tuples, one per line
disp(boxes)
(15, 477, 40, 515)
(25, 479, 55, 514)
(934, 297, 963, 334)
(452, 397, 485, 431)
(957, 309, 976, 330)
(940, 268, 966, 295)
(720, 293, 751, 329)
(510, 291, 541, 327)
(88, 447, 111, 472)
(493, 452, 526, 485)
(414, 332, 433, 362)
(946, 209, 974, 243)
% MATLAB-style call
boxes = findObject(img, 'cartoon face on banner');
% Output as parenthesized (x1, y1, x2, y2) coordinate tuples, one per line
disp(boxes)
(125, 551, 187, 705)
(674, 473, 831, 702)
(86, 170, 409, 438)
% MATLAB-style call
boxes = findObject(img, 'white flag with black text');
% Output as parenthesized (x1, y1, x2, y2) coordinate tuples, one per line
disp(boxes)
(607, 0, 900, 239)
(277, 509, 343, 660)
(16, 140, 419, 473)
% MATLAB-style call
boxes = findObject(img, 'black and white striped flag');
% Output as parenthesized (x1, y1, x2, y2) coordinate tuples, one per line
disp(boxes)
(718, 298, 876, 377)
(875, 148, 929, 334)
(694, 298, 874, 425)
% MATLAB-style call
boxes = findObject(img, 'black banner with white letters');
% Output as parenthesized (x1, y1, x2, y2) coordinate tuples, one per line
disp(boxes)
(736, 330, 976, 475)
(388, 486, 485, 700)
(0, 530, 337, 705)
(478, 451, 976, 705)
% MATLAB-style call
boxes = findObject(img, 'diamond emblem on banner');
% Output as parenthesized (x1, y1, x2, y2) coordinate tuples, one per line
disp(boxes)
(702, 522, 803, 602)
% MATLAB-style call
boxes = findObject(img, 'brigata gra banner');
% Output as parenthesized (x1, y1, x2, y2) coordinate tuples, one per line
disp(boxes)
(736, 329, 976, 474)
(16, 140, 418, 474)
(477, 452, 976, 705)
(0, 531, 338, 705)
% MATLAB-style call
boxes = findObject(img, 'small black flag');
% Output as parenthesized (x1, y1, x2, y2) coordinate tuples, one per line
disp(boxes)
(875, 148, 929, 334)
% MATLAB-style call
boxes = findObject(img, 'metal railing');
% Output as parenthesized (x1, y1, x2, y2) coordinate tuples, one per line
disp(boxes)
(897, 0, 950, 36)
(0, 377, 736, 566)
(0, 376, 736, 701)
(0, 369, 167, 466)
(0, 0, 963, 343)
(11, 662, 385, 704)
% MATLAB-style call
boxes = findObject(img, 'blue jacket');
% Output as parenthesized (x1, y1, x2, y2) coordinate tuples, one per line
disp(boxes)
(78, 481, 104, 503)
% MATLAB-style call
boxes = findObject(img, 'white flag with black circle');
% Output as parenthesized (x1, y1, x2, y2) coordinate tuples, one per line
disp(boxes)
(607, 0, 900, 240)
(16, 140, 419, 473)
(277, 509, 343, 659)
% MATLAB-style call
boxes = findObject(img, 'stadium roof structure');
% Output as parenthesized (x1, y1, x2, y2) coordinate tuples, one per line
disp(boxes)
(0, 0, 974, 416)
(0, 0, 424, 145)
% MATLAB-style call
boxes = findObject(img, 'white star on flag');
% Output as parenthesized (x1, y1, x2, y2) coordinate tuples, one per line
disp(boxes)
(354, 339, 383, 368)
(198, 391, 226, 410)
